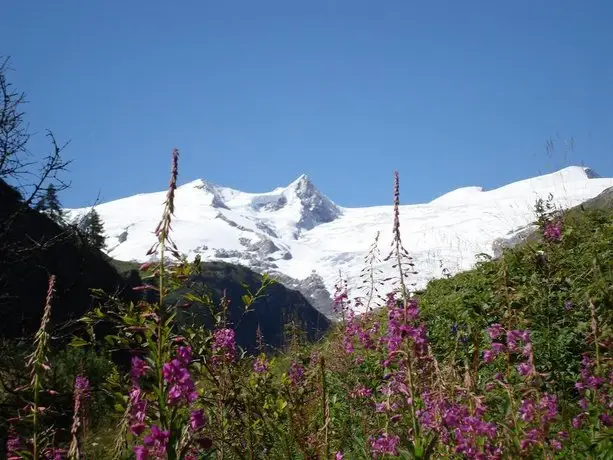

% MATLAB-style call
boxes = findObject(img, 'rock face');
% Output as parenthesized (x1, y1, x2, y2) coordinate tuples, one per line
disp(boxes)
(577, 186, 613, 210)
(491, 225, 538, 258)
(270, 270, 335, 319)
(170, 262, 330, 352)
(290, 175, 342, 232)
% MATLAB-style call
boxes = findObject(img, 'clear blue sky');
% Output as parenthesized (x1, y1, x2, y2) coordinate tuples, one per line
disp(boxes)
(2, 1, 612, 208)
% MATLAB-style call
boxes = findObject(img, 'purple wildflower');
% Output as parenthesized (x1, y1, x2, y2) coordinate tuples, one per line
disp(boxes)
(544, 220, 562, 242)
(487, 323, 504, 339)
(177, 346, 192, 365)
(43, 448, 67, 460)
(131, 356, 151, 385)
(288, 362, 305, 386)
(212, 328, 236, 364)
(189, 409, 206, 431)
(349, 384, 372, 399)
(599, 413, 613, 427)
(134, 445, 149, 460)
(369, 433, 400, 457)
(144, 425, 170, 458)
(129, 386, 148, 436)
(190, 409, 206, 431)
(253, 354, 269, 374)
(6, 428, 22, 460)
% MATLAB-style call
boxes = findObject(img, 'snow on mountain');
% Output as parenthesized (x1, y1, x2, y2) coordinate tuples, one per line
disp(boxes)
(66, 166, 613, 317)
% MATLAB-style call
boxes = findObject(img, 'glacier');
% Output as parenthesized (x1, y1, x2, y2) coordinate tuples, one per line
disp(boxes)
(65, 166, 613, 317)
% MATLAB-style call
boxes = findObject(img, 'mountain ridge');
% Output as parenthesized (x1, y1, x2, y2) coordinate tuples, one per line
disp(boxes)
(66, 165, 613, 317)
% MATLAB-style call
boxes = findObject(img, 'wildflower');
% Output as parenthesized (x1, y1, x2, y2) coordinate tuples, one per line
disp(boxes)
(144, 425, 170, 458)
(564, 300, 574, 311)
(253, 354, 269, 374)
(519, 428, 542, 451)
(190, 409, 206, 431)
(131, 356, 151, 385)
(133, 445, 149, 460)
(6, 428, 22, 460)
(75, 375, 90, 397)
(539, 394, 559, 422)
(335, 452, 344, 460)
(68, 375, 91, 457)
(517, 362, 534, 376)
(349, 384, 372, 399)
(550, 439, 562, 451)
(519, 399, 536, 422)
(599, 413, 613, 427)
(572, 414, 585, 429)
(544, 220, 562, 242)
(288, 362, 305, 386)
(176, 346, 192, 365)
(129, 386, 148, 436)
(483, 349, 496, 363)
(139, 262, 154, 271)
(162, 358, 198, 405)
(43, 448, 67, 460)
(212, 328, 236, 364)
(369, 432, 400, 457)
(487, 323, 503, 339)
(507, 329, 530, 353)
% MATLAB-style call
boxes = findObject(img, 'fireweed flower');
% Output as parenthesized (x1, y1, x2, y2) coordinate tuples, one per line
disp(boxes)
(162, 358, 198, 405)
(253, 354, 269, 374)
(288, 362, 305, 386)
(369, 433, 400, 457)
(144, 425, 170, 458)
(129, 386, 148, 436)
(349, 383, 372, 399)
(6, 428, 22, 460)
(131, 356, 151, 385)
(517, 393, 562, 453)
(190, 409, 206, 431)
(69, 374, 91, 457)
(506, 329, 530, 353)
(211, 328, 236, 365)
(543, 220, 562, 242)
(487, 323, 504, 339)
(133, 445, 149, 460)
(177, 345, 192, 365)
(43, 448, 67, 460)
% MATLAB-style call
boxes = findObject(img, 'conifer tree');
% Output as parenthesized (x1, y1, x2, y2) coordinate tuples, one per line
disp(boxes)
(36, 184, 65, 223)
(79, 209, 106, 250)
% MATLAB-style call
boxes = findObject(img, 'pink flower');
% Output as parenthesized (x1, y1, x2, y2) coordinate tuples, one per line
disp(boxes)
(190, 409, 206, 431)
(487, 323, 503, 339)
(133, 445, 149, 460)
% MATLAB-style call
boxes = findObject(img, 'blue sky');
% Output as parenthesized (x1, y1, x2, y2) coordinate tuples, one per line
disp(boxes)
(2, 1, 612, 208)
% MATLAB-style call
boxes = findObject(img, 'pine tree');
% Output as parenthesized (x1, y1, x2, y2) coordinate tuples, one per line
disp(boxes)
(36, 184, 65, 223)
(79, 209, 106, 250)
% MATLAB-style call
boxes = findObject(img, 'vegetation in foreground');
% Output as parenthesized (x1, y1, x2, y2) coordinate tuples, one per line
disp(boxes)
(2, 147, 613, 459)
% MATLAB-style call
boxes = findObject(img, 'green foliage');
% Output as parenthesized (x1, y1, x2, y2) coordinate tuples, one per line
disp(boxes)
(77, 208, 106, 250)
(35, 184, 65, 223)
(419, 208, 613, 398)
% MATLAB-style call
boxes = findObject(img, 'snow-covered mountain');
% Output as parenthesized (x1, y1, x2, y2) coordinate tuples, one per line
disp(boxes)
(66, 166, 613, 317)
